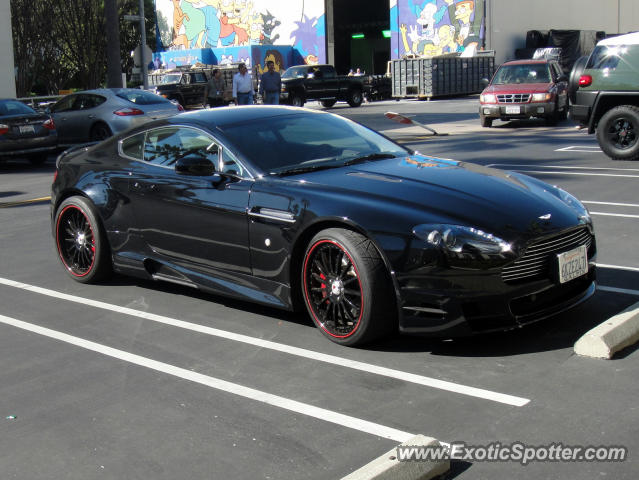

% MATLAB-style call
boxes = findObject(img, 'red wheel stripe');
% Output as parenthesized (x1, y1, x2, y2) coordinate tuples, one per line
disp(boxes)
(303, 239, 364, 338)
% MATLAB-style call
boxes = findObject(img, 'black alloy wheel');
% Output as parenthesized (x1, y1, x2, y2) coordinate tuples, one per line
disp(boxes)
(290, 95, 304, 107)
(55, 196, 111, 283)
(90, 123, 113, 141)
(597, 105, 639, 160)
(347, 89, 363, 108)
(302, 228, 395, 346)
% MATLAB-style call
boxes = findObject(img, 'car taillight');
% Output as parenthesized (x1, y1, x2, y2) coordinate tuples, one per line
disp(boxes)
(0, 123, 8, 135)
(579, 75, 592, 87)
(43, 118, 56, 130)
(177, 104, 184, 112)
(113, 108, 144, 116)
(53, 170, 58, 183)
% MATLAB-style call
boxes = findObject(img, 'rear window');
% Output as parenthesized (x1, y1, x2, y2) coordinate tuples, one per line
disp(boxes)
(586, 45, 628, 70)
(116, 90, 170, 105)
(0, 101, 36, 116)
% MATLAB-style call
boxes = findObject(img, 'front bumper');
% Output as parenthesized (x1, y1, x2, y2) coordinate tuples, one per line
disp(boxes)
(480, 101, 556, 120)
(395, 227, 597, 336)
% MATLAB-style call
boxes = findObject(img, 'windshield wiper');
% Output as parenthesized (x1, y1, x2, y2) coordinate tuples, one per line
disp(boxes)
(272, 163, 342, 177)
(342, 153, 397, 166)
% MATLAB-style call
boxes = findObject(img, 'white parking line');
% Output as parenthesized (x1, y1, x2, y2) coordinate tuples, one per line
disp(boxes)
(596, 263, 639, 272)
(0, 276, 530, 407)
(583, 201, 639, 208)
(555, 146, 601, 153)
(487, 164, 639, 172)
(0, 314, 415, 443)
(598, 286, 639, 296)
(589, 212, 639, 219)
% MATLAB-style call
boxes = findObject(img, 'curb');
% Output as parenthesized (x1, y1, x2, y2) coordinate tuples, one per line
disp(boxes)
(341, 435, 450, 480)
(574, 301, 639, 359)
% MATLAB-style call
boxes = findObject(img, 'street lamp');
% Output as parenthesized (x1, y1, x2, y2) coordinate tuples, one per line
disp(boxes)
(123, 0, 148, 89)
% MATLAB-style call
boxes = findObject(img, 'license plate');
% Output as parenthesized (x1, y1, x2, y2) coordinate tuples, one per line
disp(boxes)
(505, 106, 520, 114)
(557, 245, 588, 284)
(19, 125, 35, 134)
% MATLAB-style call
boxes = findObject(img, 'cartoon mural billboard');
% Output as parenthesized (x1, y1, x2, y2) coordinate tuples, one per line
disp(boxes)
(390, 0, 485, 59)
(155, 0, 325, 66)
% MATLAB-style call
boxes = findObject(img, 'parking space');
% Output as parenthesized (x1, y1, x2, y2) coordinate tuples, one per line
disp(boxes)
(1, 98, 638, 479)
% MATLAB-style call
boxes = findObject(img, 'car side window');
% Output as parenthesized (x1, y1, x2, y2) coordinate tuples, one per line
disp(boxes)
(143, 127, 218, 167)
(51, 95, 77, 113)
(120, 132, 146, 160)
(221, 148, 245, 176)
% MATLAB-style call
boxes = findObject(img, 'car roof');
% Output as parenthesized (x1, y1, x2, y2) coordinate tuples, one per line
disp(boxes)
(598, 31, 639, 46)
(500, 59, 552, 66)
(166, 105, 326, 129)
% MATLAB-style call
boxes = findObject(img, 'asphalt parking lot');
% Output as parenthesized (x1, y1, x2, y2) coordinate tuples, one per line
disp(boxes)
(1, 97, 638, 479)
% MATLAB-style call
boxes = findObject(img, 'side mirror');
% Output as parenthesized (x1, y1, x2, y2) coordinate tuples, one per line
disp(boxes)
(175, 154, 216, 176)
(480, 78, 490, 88)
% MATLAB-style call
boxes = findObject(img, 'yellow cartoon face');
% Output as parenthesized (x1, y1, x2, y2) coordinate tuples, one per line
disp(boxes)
(454, 0, 474, 24)
(422, 44, 440, 57)
(250, 14, 263, 40)
(264, 53, 281, 71)
(220, 0, 234, 15)
(438, 25, 454, 44)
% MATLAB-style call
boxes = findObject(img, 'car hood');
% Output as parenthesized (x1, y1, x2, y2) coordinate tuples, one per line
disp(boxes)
(287, 155, 588, 241)
(484, 83, 552, 94)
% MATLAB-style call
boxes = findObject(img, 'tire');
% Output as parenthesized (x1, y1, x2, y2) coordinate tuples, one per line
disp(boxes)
(290, 94, 304, 107)
(347, 89, 363, 108)
(596, 105, 639, 160)
(28, 153, 49, 165)
(320, 99, 337, 108)
(54, 196, 112, 283)
(90, 123, 112, 141)
(301, 228, 396, 346)
(546, 103, 560, 126)
(480, 114, 492, 128)
(568, 55, 589, 104)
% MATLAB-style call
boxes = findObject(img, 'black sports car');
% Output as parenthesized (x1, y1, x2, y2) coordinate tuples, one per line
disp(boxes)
(51, 106, 596, 346)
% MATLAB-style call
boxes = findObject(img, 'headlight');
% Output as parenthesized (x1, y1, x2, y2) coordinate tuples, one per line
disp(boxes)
(557, 188, 592, 225)
(480, 93, 496, 103)
(413, 224, 515, 269)
(531, 92, 552, 102)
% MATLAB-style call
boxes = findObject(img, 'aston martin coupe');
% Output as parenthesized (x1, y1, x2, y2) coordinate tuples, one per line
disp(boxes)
(51, 106, 596, 346)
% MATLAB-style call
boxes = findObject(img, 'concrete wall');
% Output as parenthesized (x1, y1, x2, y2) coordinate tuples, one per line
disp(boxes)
(487, 0, 639, 65)
(0, 1, 16, 98)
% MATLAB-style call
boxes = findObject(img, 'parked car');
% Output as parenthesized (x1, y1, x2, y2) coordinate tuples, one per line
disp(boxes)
(51, 106, 595, 346)
(479, 59, 569, 127)
(280, 64, 364, 108)
(569, 31, 639, 160)
(49, 88, 183, 146)
(0, 99, 57, 164)
(152, 70, 209, 108)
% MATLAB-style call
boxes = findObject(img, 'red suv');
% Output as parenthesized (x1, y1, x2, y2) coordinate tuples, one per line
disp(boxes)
(479, 59, 569, 127)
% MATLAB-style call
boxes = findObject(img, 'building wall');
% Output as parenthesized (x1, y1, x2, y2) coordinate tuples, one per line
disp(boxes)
(487, 0, 639, 65)
(0, 1, 16, 98)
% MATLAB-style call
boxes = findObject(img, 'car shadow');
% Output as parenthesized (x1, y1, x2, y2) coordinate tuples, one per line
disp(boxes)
(102, 271, 638, 358)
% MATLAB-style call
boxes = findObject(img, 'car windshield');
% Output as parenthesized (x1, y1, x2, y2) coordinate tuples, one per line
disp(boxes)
(0, 100, 36, 116)
(116, 90, 169, 105)
(159, 74, 182, 84)
(492, 64, 551, 84)
(220, 112, 409, 175)
(281, 67, 307, 79)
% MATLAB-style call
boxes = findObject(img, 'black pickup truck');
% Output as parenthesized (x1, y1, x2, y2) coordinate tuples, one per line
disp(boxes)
(152, 70, 208, 108)
(280, 64, 365, 108)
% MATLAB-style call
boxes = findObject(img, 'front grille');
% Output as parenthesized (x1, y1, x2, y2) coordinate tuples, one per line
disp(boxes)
(497, 94, 530, 103)
(502, 228, 594, 284)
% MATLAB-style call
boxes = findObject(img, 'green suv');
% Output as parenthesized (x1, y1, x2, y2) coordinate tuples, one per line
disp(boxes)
(570, 32, 639, 160)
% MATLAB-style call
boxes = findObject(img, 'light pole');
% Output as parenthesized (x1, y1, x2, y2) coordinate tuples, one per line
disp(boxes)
(123, 0, 148, 89)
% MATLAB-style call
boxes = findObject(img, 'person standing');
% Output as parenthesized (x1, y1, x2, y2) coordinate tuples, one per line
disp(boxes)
(232, 63, 254, 105)
(207, 69, 226, 107)
(259, 60, 281, 105)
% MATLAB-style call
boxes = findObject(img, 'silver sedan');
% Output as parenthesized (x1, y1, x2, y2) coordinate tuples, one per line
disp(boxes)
(49, 88, 183, 146)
